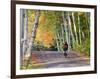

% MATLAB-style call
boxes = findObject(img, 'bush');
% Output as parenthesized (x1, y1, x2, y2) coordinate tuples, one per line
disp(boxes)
(73, 38, 90, 56)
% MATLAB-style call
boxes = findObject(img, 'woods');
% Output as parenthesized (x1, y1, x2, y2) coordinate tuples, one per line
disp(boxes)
(20, 9, 90, 68)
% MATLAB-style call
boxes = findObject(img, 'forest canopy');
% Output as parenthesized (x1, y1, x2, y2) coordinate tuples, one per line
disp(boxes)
(20, 9, 90, 56)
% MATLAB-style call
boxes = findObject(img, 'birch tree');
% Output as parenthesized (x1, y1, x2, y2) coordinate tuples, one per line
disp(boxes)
(24, 10, 40, 67)
(67, 12, 75, 49)
(78, 13, 81, 44)
(20, 9, 28, 67)
(72, 12, 78, 45)
(62, 12, 69, 50)
(20, 9, 24, 67)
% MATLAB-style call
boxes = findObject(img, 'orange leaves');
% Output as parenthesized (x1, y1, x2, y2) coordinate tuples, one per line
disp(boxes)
(35, 28, 54, 47)
(43, 31, 54, 47)
(39, 16, 46, 24)
(35, 29, 43, 42)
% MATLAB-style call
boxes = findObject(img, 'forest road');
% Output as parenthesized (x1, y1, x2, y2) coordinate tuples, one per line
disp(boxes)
(30, 51, 90, 68)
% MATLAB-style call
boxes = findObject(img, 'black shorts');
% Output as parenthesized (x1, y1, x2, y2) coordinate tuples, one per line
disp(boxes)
(63, 48, 68, 51)
(64, 52, 67, 56)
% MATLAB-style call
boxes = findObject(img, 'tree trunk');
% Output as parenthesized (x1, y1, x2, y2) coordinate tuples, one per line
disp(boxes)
(20, 9, 24, 67)
(25, 10, 40, 68)
(23, 9, 28, 54)
(67, 12, 75, 49)
(78, 13, 81, 45)
(61, 24, 65, 44)
(20, 9, 28, 67)
(72, 12, 78, 45)
(55, 32, 60, 51)
(82, 31, 85, 40)
(62, 12, 69, 49)
(57, 30, 62, 51)
(62, 12, 73, 51)
(85, 13, 90, 37)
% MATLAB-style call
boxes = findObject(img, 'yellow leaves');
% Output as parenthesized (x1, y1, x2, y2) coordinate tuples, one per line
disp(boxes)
(28, 23, 32, 33)
(35, 29, 43, 42)
(39, 16, 46, 24)
(28, 13, 35, 33)
(27, 12, 54, 48)
(35, 27, 54, 47)
(28, 15, 46, 34)
(29, 14, 35, 22)
(78, 12, 84, 16)
(43, 31, 54, 47)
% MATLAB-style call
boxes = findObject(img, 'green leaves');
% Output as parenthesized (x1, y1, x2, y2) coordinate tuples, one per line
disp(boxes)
(27, 9, 90, 55)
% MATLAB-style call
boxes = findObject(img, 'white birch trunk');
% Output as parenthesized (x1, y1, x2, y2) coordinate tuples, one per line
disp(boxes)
(20, 9, 24, 66)
(61, 24, 65, 44)
(67, 12, 75, 49)
(24, 10, 40, 59)
(82, 31, 85, 40)
(85, 13, 90, 37)
(62, 12, 72, 51)
(55, 32, 60, 52)
(72, 12, 78, 45)
(78, 13, 81, 44)
(23, 9, 28, 55)
(20, 9, 28, 67)
(62, 12, 69, 46)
